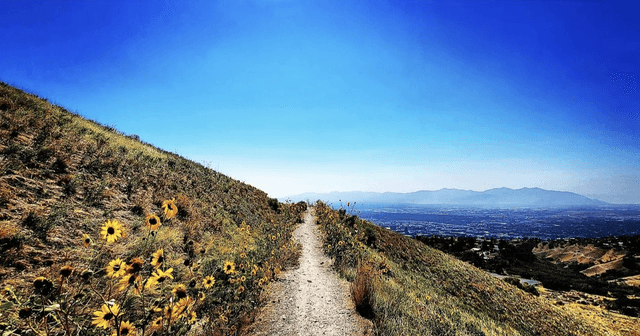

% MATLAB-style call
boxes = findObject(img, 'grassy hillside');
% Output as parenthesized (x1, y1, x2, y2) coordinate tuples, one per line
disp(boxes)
(0, 82, 306, 335)
(416, 235, 640, 317)
(315, 202, 639, 336)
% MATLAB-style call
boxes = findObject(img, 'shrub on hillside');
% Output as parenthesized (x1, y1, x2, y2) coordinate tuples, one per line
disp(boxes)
(351, 261, 379, 320)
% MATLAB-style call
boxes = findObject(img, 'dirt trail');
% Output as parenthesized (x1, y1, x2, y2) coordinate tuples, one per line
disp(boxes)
(245, 207, 370, 336)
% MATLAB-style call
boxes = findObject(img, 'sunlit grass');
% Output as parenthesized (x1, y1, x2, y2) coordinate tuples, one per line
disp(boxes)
(315, 201, 632, 336)
(0, 82, 307, 335)
(71, 117, 168, 160)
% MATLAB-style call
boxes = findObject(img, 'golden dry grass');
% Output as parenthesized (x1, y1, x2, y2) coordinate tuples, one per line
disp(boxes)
(533, 243, 626, 266)
(315, 201, 638, 336)
(0, 82, 308, 335)
(350, 261, 379, 320)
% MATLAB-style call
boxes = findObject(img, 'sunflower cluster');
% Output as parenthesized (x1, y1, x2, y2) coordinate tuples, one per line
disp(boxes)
(0, 91, 313, 335)
(5, 198, 212, 336)
(87, 199, 210, 334)
(148, 290, 199, 334)
(4, 194, 308, 336)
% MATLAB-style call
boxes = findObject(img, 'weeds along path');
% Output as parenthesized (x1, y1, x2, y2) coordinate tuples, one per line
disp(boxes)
(246, 207, 370, 336)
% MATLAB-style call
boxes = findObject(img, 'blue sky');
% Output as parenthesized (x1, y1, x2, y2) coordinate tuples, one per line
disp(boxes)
(2, 0, 638, 203)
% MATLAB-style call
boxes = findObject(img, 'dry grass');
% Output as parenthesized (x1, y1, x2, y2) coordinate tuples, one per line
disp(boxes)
(0, 221, 21, 240)
(534, 243, 627, 272)
(315, 201, 638, 336)
(350, 261, 379, 320)
(0, 82, 308, 335)
(71, 117, 168, 160)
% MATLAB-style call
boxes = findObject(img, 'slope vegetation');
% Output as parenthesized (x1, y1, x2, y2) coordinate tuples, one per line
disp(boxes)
(533, 243, 629, 277)
(0, 82, 305, 335)
(315, 201, 638, 335)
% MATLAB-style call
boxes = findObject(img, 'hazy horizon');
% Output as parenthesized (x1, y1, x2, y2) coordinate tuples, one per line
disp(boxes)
(283, 187, 639, 205)
(2, 1, 638, 204)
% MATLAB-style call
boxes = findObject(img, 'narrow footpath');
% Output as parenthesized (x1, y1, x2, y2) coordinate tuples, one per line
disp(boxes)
(245, 207, 371, 335)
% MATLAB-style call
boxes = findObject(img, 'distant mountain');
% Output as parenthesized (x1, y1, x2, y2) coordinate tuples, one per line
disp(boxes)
(284, 187, 609, 207)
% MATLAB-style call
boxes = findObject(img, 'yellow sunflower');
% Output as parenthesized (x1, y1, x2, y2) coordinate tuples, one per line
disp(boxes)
(223, 260, 235, 275)
(164, 304, 178, 321)
(151, 249, 164, 269)
(155, 267, 174, 282)
(91, 303, 120, 329)
(174, 296, 193, 317)
(148, 317, 163, 333)
(172, 284, 187, 299)
(106, 259, 126, 278)
(151, 249, 164, 268)
(126, 257, 144, 274)
(113, 321, 136, 336)
(162, 198, 178, 219)
(188, 311, 197, 324)
(100, 220, 123, 243)
(146, 268, 174, 289)
(237, 285, 245, 293)
(82, 234, 92, 248)
(118, 274, 141, 295)
(145, 214, 161, 230)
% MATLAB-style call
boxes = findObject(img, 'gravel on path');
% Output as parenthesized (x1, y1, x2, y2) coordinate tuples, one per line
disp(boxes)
(244, 207, 372, 336)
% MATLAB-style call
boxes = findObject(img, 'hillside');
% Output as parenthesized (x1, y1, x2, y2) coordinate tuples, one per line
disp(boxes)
(315, 202, 639, 335)
(416, 235, 640, 317)
(287, 187, 608, 206)
(1, 81, 637, 336)
(0, 82, 306, 335)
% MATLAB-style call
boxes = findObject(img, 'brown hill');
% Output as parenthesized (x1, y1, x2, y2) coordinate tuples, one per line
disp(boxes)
(533, 243, 628, 277)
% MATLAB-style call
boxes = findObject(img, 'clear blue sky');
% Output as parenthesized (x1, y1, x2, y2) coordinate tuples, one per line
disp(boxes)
(2, 0, 638, 203)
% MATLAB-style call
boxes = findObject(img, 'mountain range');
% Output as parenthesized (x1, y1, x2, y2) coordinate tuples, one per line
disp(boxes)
(284, 187, 609, 207)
